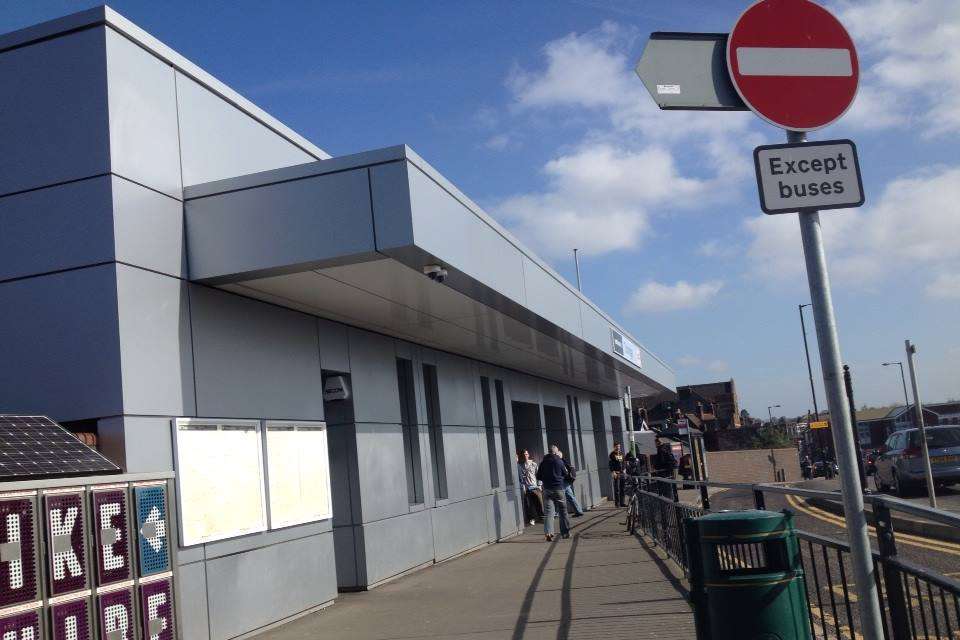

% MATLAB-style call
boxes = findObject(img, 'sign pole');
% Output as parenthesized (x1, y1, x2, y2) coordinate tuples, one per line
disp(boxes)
(905, 339, 937, 508)
(624, 386, 636, 456)
(791, 129, 884, 640)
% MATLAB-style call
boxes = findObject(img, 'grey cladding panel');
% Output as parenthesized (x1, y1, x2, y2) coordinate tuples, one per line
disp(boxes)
(359, 510, 434, 585)
(522, 256, 581, 339)
(317, 318, 350, 373)
(105, 29, 182, 198)
(355, 423, 410, 523)
(369, 161, 414, 250)
(347, 329, 402, 424)
(176, 561, 210, 640)
(205, 533, 336, 640)
(0, 28, 110, 195)
(110, 416, 176, 473)
(0, 177, 114, 281)
(190, 286, 324, 420)
(116, 265, 196, 417)
(431, 497, 490, 562)
(435, 352, 480, 427)
(405, 164, 526, 305)
(186, 168, 375, 282)
(176, 72, 316, 186)
(112, 177, 187, 278)
(0, 265, 122, 421)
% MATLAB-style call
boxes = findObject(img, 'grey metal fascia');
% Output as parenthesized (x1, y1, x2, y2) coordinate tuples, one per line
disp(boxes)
(397, 146, 672, 375)
(183, 146, 407, 200)
(0, 5, 329, 163)
(183, 144, 671, 376)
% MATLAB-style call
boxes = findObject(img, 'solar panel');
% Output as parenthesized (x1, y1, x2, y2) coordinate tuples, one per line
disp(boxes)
(0, 415, 120, 480)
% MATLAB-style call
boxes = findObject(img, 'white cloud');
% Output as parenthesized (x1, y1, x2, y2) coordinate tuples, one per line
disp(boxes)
(676, 355, 729, 373)
(926, 273, 960, 299)
(624, 280, 723, 314)
(508, 21, 637, 111)
(496, 22, 759, 257)
(831, 0, 960, 135)
(745, 166, 960, 291)
(484, 134, 511, 151)
(697, 239, 740, 259)
(496, 143, 708, 256)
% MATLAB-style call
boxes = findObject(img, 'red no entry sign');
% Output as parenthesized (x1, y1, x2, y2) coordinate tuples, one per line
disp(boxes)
(727, 0, 859, 131)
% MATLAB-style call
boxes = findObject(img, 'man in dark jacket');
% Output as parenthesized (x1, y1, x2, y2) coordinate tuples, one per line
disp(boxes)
(536, 444, 571, 541)
(558, 451, 584, 517)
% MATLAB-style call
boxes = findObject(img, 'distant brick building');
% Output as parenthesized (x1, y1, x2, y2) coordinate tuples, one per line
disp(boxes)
(639, 380, 742, 443)
(856, 402, 956, 449)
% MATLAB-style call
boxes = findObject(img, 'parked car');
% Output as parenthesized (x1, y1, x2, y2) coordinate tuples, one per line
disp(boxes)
(873, 426, 960, 496)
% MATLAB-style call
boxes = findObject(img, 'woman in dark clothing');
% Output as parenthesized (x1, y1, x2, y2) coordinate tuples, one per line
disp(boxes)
(609, 442, 625, 507)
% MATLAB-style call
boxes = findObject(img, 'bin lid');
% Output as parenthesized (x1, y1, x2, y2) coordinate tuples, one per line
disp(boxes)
(695, 509, 794, 541)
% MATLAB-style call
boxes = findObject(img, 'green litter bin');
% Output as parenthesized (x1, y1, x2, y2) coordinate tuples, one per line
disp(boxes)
(684, 510, 811, 640)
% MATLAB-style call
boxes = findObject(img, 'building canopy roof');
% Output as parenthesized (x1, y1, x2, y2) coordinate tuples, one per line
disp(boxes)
(185, 146, 674, 398)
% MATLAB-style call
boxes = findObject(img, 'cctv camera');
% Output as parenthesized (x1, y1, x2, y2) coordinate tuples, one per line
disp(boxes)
(422, 265, 448, 283)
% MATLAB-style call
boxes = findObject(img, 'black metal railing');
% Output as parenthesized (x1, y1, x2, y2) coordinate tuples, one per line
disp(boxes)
(627, 476, 960, 640)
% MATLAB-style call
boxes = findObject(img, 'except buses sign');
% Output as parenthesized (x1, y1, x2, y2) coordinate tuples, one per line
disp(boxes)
(753, 139, 864, 214)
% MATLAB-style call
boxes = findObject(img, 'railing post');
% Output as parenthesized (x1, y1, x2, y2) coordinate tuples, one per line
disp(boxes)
(700, 484, 711, 510)
(672, 482, 680, 503)
(875, 501, 911, 640)
(753, 487, 766, 510)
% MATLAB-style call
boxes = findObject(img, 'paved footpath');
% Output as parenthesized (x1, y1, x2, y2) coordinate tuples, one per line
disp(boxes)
(256, 505, 695, 640)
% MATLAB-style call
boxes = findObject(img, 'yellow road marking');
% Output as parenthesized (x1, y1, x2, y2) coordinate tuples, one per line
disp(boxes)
(785, 494, 960, 557)
(808, 604, 863, 640)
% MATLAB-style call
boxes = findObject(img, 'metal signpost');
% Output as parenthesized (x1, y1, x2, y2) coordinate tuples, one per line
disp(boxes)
(905, 339, 938, 508)
(636, 0, 883, 636)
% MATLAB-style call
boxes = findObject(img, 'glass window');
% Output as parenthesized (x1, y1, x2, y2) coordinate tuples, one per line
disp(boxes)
(480, 377, 500, 488)
(910, 428, 960, 449)
(423, 364, 448, 500)
(397, 358, 424, 504)
(495, 380, 513, 486)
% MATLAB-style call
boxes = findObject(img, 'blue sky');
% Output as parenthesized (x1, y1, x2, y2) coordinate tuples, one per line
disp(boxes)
(5, 1, 959, 419)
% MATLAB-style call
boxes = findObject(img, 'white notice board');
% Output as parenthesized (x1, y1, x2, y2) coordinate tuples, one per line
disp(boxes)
(173, 419, 267, 546)
(265, 422, 332, 528)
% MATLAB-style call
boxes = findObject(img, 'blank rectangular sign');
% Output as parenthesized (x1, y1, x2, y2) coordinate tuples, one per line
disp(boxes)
(173, 420, 266, 546)
(265, 423, 332, 528)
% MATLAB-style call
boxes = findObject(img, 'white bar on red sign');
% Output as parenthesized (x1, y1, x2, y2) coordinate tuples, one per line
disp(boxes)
(736, 47, 853, 77)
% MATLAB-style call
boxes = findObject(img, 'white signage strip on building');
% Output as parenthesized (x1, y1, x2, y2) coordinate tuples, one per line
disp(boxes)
(753, 139, 864, 215)
(611, 329, 643, 368)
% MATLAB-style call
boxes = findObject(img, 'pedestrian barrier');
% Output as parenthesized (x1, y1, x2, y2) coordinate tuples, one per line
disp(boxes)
(629, 476, 960, 640)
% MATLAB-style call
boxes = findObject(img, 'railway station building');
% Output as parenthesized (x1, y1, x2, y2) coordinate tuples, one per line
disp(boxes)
(0, 7, 675, 640)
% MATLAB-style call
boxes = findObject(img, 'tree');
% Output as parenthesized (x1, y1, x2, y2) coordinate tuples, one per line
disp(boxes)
(750, 428, 793, 449)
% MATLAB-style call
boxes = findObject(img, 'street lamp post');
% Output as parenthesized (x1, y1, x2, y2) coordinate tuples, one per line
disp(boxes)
(882, 361, 910, 409)
(905, 340, 937, 509)
(768, 404, 781, 425)
(799, 304, 820, 420)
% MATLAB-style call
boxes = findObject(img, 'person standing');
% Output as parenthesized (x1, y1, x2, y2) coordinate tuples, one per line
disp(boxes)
(517, 450, 543, 525)
(536, 444, 571, 541)
(609, 442, 625, 507)
(558, 451, 584, 517)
